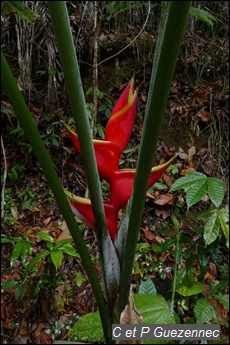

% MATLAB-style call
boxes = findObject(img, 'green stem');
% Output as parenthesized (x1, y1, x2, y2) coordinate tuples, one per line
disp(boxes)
(1, 51, 112, 344)
(118, 1, 191, 313)
(170, 231, 181, 314)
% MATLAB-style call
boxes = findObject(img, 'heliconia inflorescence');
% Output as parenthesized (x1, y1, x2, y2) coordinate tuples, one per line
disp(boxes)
(63, 77, 176, 242)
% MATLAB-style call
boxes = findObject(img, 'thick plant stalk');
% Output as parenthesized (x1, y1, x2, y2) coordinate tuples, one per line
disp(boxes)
(118, 1, 191, 314)
(1, 51, 112, 344)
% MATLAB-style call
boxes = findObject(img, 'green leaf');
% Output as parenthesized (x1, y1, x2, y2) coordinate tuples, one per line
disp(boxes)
(22, 198, 32, 209)
(196, 209, 216, 221)
(170, 172, 206, 192)
(204, 210, 220, 246)
(189, 7, 217, 26)
(61, 245, 80, 258)
(11, 241, 23, 267)
(186, 179, 207, 209)
(3, 1, 40, 23)
(160, 237, 176, 252)
(2, 279, 18, 290)
(213, 294, 229, 311)
(14, 283, 26, 301)
(69, 294, 175, 343)
(218, 209, 229, 248)
(175, 268, 187, 289)
(24, 249, 50, 274)
(207, 178, 225, 207)
(37, 231, 54, 243)
(139, 277, 157, 295)
(197, 244, 208, 267)
(176, 275, 204, 296)
(194, 298, 215, 323)
(50, 250, 63, 269)
(21, 241, 33, 265)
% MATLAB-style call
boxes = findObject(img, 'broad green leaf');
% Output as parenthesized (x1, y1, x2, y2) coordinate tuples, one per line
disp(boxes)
(21, 241, 33, 265)
(24, 249, 50, 273)
(170, 172, 206, 192)
(14, 283, 26, 301)
(209, 279, 228, 296)
(197, 244, 208, 267)
(139, 277, 157, 295)
(160, 237, 176, 252)
(61, 245, 80, 258)
(204, 211, 220, 246)
(55, 238, 73, 249)
(218, 209, 229, 248)
(50, 250, 63, 269)
(69, 294, 175, 343)
(11, 241, 23, 267)
(176, 275, 204, 296)
(37, 231, 54, 243)
(196, 209, 216, 221)
(175, 268, 187, 289)
(207, 177, 225, 207)
(3, 1, 40, 23)
(214, 294, 229, 311)
(186, 179, 207, 209)
(189, 7, 217, 26)
(2, 280, 18, 290)
(194, 298, 215, 323)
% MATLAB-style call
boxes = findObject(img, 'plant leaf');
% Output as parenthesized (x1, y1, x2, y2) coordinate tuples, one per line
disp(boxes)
(176, 275, 204, 297)
(14, 283, 26, 301)
(213, 294, 229, 311)
(139, 277, 157, 295)
(10, 241, 23, 267)
(2, 279, 18, 290)
(170, 172, 207, 192)
(3, 1, 40, 23)
(37, 231, 54, 243)
(50, 250, 63, 269)
(194, 298, 215, 323)
(186, 179, 207, 209)
(207, 177, 225, 207)
(218, 209, 229, 248)
(204, 210, 220, 246)
(24, 249, 50, 274)
(189, 7, 217, 26)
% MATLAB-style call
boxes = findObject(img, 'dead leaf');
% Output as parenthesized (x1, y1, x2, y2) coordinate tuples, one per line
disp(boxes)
(197, 108, 211, 122)
(163, 174, 173, 188)
(187, 146, 196, 161)
(118, 286, 142, 344)
(153, 194, 174, 206)
(34, 331, 52, 344)
(155, 208, 170, 219)
(141, 228, 155, 241)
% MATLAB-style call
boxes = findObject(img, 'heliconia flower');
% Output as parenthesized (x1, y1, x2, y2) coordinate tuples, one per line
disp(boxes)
(62, 78, 137, 181)
(104, 77, 138, 151)
(109, 155, 177, 212)
(64, 190, 118, 242)
(62, 122, 121, 181)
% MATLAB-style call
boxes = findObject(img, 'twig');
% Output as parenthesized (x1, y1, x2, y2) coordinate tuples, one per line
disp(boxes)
(1, 135, 7, 220)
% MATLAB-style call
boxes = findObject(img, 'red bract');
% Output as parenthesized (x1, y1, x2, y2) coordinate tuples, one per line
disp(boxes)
(65, 190, 118, 242)
(63, 123, 121, 181)
(63, 77, 137, 181)
(104, 77, 137, 151)
(64, 78, 177, 242)
(109, 155, 176, 211)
